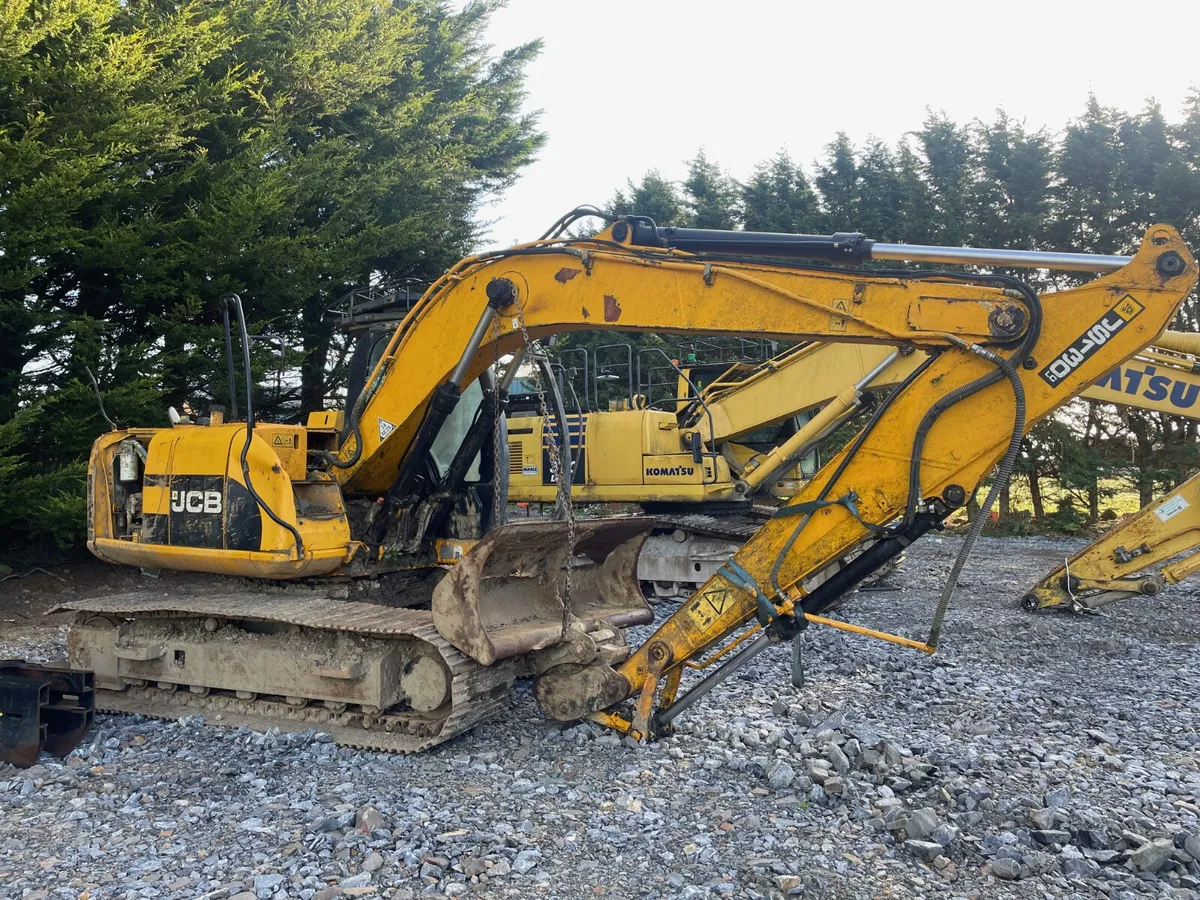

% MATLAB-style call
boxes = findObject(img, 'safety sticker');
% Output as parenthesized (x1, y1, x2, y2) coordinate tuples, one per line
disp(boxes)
(1154, 494, 1189, 523)
(829, 298, 849, 332)
(1039, 293, 1145, 387)
(378, 418, 396, 441)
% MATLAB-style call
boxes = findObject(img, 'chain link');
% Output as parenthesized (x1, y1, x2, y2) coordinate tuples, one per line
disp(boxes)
(510, 309, 575, 613)
(491, 317, 504, 527)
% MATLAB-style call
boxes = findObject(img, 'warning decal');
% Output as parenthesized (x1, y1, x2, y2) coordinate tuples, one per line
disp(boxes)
(829, 298, 849, 332)
(378, 418, 396, 442)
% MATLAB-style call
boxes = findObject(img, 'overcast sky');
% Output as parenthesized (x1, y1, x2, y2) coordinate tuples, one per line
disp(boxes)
(476, 0, 1199, 248)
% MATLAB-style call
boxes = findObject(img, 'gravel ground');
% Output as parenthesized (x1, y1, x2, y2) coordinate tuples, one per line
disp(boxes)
(1, 535, 1198, 900)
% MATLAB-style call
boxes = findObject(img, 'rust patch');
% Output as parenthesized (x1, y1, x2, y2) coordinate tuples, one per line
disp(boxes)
(603, 295, 622, 322)
(555, 267, 582, 283)
(582, 306, 590, 320)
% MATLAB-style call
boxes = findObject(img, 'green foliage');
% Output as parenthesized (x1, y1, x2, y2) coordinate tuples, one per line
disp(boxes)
(681, 150, 741, 230)
(0, 0, 542, 559)
(609, 170, 684, 227)
(741, 151, 821, 234)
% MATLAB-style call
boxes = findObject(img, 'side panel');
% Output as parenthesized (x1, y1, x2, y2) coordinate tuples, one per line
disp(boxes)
(587, 411, 655, 487)
(140, 426, 297, 553)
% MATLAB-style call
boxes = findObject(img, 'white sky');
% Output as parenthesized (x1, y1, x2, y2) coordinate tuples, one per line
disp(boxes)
(477, 0, 1199, 248)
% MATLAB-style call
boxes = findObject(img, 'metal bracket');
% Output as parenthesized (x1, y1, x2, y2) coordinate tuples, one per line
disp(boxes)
(0, 661, 95, 768)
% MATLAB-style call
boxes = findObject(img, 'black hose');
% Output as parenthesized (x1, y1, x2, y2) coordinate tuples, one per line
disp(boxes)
(927, 350, 1025, 648)
(222, 293, 305, 559)
(768, 354, 935, 594)
(538, 206, 617, 241)
(312, 391, 367, 469)
(222, 305, 239, 420)
(766, 269, 1043, 600)
(84, 365, 117, 431)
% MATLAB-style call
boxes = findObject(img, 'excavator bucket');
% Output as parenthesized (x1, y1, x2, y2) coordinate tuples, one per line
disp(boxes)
(431, 518, 655, 666)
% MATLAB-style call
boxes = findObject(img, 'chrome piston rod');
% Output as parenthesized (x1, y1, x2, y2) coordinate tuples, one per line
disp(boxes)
(628, 222, 1134, 273)
(869, 243, 1130, 273)
(655, 634, 773, 729)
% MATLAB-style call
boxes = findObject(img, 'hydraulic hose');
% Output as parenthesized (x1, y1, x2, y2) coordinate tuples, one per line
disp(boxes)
(222, 293, 305, 559)
(766, 268, 1042, 603)
(312, 387, 367, 469)
(768, 355, 935, 594)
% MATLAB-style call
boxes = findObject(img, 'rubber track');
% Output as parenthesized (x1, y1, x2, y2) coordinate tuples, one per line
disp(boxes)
(57, 594, 516, 753)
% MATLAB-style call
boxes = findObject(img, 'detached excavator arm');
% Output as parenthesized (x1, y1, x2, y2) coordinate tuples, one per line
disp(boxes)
(347, 220, 1194, 740)
(1023, 331, 1200, 611)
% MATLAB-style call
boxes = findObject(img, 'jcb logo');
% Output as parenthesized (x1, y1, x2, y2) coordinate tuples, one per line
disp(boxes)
(171, 490, 222, 514)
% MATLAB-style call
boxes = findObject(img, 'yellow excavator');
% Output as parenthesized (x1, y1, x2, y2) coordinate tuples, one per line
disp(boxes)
(1021, 329, 1200, 611)
(66, 215, 1196, 749)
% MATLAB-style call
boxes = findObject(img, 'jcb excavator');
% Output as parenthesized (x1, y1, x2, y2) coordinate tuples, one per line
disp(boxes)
(66, 215, 1196, 749)
(1021, 329, 1200, 611)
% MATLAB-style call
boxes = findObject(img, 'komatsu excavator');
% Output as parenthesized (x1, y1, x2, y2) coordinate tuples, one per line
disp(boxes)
(1021, 329, 1200, 611)
(507, 340, 921, 595)
(67, 215, 1196, 749)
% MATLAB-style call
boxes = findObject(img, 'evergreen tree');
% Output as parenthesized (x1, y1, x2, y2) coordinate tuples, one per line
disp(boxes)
(912, 111, 973, 245)
(741, 150, 821, 234)
(681, 149, 741, 229)
(893, 142, 938, 244)
(0, 0, 543, 557)
(970, 112, 1053, 250)
(815, 133, 858, 227)
(1052, 96, 1128, 253)
(609, 170, 685, 226)
(854, 138, 905, 239)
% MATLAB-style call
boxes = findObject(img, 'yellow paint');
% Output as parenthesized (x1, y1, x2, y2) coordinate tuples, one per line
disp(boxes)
(803, 613, 935, 654)
(306, 410, 344, 431)
(88, 424, 351, 579)
(337, 231, 1037, 497)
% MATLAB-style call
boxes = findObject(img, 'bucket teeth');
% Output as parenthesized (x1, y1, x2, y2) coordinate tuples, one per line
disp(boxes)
(431, 518, 655, 666)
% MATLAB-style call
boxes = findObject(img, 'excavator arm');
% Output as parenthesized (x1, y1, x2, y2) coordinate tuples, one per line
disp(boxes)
(338, 231, 1036, 495)
(353, 221, 1194, 740)
(1022, 330, 1200, 611)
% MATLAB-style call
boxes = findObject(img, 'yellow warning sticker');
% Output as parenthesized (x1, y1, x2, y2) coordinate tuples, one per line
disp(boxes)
(829, 298, 849, 332)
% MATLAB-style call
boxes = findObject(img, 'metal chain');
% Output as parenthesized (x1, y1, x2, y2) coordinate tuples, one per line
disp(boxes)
(491, 317, 504, 527)
(511, 309, 575, 613)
